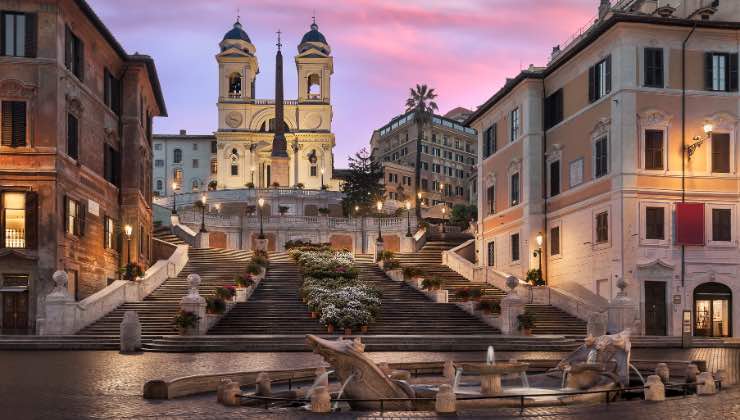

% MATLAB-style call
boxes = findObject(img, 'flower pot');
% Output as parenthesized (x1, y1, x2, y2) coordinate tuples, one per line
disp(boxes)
(310, 311, 318, 319)
(361, 325, 369, 334)
(343, 328, 352, 336)
(326, 324, 335, 333)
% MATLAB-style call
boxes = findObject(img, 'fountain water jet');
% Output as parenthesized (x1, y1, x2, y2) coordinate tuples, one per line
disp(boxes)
(486, 346, 495, 365)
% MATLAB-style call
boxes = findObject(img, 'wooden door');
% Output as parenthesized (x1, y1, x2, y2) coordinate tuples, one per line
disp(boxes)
(2, 292, 28, 332)
(645, 281, 667, 336)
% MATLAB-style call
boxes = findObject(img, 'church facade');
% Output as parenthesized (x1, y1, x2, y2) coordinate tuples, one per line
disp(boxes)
(215, 20, 337, 190)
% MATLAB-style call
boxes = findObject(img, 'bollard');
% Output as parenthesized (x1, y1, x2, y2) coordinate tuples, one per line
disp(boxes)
(697, 372, 717, 395)
(655, 363, 669, 384)
(256, 372, 272, 396)
(644, 375, 665, 401)
(686, 364, 700, 383)
(217, 379, 233, 403)
(310, 386, 332, 413)
(222, 381, 242, 406)
(119, 310, 141, 353)
(435, 384, 457, 414)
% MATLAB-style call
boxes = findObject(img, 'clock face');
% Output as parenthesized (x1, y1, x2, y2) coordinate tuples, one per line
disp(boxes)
(226, 112, 243, 128)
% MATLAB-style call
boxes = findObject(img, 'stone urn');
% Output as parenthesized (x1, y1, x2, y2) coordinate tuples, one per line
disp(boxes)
(505, 275, 519, 295)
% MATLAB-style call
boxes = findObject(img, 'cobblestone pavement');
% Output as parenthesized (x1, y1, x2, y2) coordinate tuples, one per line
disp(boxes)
(0, 349, 736, 419)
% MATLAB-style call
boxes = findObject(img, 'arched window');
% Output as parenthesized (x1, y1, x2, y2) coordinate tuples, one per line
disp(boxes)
(228, 73, 242, 98)
(230, 148, 239, 176)
(173, 148, 182, 163)
(307, 74, 321, 99)
(259, 118, 288, 133)
(191, 179, 200, 192)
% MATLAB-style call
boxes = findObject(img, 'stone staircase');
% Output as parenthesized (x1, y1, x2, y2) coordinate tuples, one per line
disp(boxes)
(78, 234, 252, 337)
(395, 235, 587, 336)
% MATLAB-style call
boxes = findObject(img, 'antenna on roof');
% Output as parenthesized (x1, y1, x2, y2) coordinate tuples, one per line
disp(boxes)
(276, 29, 282, 51)
(236, 8, 240, 23)
(312, 9, 316, 24)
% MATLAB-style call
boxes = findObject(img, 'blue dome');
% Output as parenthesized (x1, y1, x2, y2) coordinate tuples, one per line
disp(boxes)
(223, 21, 251, 43)
(300, 23, 327, 45)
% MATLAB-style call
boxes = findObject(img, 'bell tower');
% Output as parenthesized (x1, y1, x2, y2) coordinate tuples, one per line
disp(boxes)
(216, 18, 258, 130)
(295, 18, 333, 104)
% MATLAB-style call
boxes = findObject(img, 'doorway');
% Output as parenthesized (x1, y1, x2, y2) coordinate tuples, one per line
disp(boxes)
(2, 291, 29, 333)
(644, 281, 667, 335)
(694, 282, 732, 337)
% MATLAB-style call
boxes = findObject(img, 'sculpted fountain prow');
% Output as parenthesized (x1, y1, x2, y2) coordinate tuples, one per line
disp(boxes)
(306, 334, 415, 410)
(557, 328, 633, 386)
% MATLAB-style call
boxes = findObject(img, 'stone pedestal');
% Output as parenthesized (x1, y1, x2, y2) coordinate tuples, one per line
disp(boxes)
(435, 384, 457, 414)
(644, 375, 665, 401)
(196, 231, 209, 248)
(255, 238, 268, 252)
(500, 276, 525, 335)
(697, 372, 716, 395)
(608, 278, 639, 334)
(270, 156, 290, 187)
(120, 310, 141, 353)
(310, 386, 332, 413)
(180, 274, 207, 335)
(38, 271, 75, 335)
(480, 373, 503, 395)
(401, 235, 415, 253)
(222, 381, 242, 406)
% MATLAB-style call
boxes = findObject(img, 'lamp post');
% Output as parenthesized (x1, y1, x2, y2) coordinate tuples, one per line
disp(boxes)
(376, 200, 383, 242)
(171, 182, 178, 215)
(405, 200, 412, 237)
(199, 194, 207, 233)
(214, 203, 221, 213)
(441, 207, 447, 234)
(124, 224, 133, 264)
(258, 197, 265, 239)
(251, 166, 255, 185)
(320, 167, 325, 190)
(686, 123, 714, 159)
(533, 232, 544, 284)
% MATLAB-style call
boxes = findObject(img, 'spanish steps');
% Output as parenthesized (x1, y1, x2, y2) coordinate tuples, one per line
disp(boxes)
(394, 234, 587, 336)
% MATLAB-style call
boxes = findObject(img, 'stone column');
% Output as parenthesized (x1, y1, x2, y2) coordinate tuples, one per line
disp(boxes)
(608, 278, 639, 334)
(38, 271, 75, 335)
(500, 276, 525, 335)
(180, 274, 207, 335)
(644, 375, 665, 401)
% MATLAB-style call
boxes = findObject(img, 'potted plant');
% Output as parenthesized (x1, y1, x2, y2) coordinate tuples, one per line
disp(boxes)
(421, 276, 442, 291)
(215, 286, 236, 301)
(470, 288, 483, 301)
(206, 297, 226, 314)
(120, 262, 144, 280)
(318, 207, 330, 216)
(296, 183, 305, 189)
(246, 182, 255, 189)
(382, 259, 400, 271)
(245, 205, 256, 216)
(517, 312, 536, 335)
(378, 250, 395, 261)
(321, 184, 328, 190)
(403, 267, 424, 282)
(455, 287, 471, 302)
(271, 182, 280, 188)
(526, 268, 545, 286)
(235, 274, 254, 289)
(477, 300, 500, 315)
(246, 262, 263, 278)
(278, 206, 289, 216)
(173, 310, 200, 335)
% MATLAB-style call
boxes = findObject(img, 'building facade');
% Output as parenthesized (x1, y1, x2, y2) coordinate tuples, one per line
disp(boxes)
(153, 131, 216, 197)
(370, 109, 477, 208)
(0, 0, 165, 333)
(467, 0, 740, 337)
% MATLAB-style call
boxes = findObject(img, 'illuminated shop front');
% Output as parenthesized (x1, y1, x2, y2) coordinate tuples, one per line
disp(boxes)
(694, 282, 732, 337)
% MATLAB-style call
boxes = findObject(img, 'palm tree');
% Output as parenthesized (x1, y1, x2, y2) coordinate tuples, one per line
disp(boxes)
(405, 84, 438, 218)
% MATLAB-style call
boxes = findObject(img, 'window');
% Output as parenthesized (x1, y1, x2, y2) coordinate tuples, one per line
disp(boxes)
(421, 161, 428, 170)
(550, 226, 560, 255)
(230, 149, 239, 176)
(549, 160, 560, 197)
(712, 133, 730, 173)
(421, 179, 428, 191)
(589, 55, 612, 102)
(570, 158, 584, 187)
(510, 108, 520, 141)
(487, 241, 495, 267)
(595, 211, 608, 243)
(544, 89, 563, 129)
(511, 233, 520, 262)
(155, 159, 164, 168)
(64, 26, 84, 80)
(103, 216, 115, 249)
(103, 145, 120, 186)
(2, 192, 27, 248)
(156, 179, 163, 190)
(594, 136, 608, 178)
(65, 197, 85, 237)
(644, 130, 664, 170)
(228, 73, 242, 98)
(103, 69, 121, 114)
(483, 124, 497, 158)
(192, 159, 199, 168)
(1, 101, 26, 147)
(487, 185, 495, 214)
(173, 169, 183, 186)
(173, 148, 182, 163)
(510, 172, 520, 206)
(645, 207, 665, 240)
(191, 179, 200, 191)
(310, 165, 317, 177)
(644, 48, 664, 88)
(1, 12, 36, 57)
(432, 147, 441, 157)
(67, 113, 79, 160)
(154, 143, 162, 151)
(712, 208, 731, 242)
(210, 159, 217, 175)
(705, 53, 738, 92)
(192, 143, 198, 151)
(211, 140, 217, 154)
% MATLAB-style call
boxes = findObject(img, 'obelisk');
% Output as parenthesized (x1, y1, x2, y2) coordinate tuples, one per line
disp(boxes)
(270, 30, 290, 187)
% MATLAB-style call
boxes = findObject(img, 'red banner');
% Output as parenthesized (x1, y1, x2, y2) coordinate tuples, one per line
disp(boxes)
(676, 203, 704, 246)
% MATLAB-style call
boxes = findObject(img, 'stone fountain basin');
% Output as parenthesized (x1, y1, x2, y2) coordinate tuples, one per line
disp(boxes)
(461, 362, 530, 375)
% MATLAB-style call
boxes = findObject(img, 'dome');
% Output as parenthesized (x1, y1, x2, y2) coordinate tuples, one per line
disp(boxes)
(223, 21, 251, 43)
(300, 22, 327, 46)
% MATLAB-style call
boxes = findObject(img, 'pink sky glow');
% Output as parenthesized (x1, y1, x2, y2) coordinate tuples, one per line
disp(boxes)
(88, 0, 600, 166)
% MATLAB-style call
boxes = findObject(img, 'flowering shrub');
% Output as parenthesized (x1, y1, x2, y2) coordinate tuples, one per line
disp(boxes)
(206, 297, 226, 314)
(235, 274, 255, 288)
(215, 286, 236, 300)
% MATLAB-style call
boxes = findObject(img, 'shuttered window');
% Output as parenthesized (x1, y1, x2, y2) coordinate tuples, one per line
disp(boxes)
(644, 48, 664, 88)
(705, 52, 738, 92)
(644, 130, 664, 170)
(65, 26, 84, 80)
(487, 241, 495, 267)
(0, 191, 37, 249)
(594, 136, 608, 178)
(645, 207, 665, 240)
(64, 196, 85, 237)
(544, 89, 564, 129)
(67, 113, 79, 160)
(712, 208, 731, 242)
(1, 12, 36, 57)
(511, 233, 520, 262)
(589, 55, 612, 102)
(103, 216, 115, 249)
(510, 173, 520, 206)
(1, 101, 26, 147)
(483, 123, 497, 157)
(549, 160, 560, 197)
(103, 145, 121, 186)
(711, 133, 730, 173)
(550, 226, 560, 256)
(596, 212, 609, 243)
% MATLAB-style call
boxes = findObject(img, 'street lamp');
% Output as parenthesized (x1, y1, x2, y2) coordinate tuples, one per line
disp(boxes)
(214, 203, 221, 213)
(405, 200, 412, 237)
(320, 167, 325, 190)
(258, 197, 265, 239)
(124, 224, 133, 264)
(250, 166, 255, 185)
(199, 194, 207, 233)
(171, 182, 178, 215)
(376, 200, 383, 242)
(533, 232, 544, 285)
(441, 207, 447, 234)
(686, 123, 714, 159)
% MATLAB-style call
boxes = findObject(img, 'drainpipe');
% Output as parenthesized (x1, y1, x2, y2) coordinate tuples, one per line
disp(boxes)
(541, 78, 549, 287)
(681, 24, 697, 289)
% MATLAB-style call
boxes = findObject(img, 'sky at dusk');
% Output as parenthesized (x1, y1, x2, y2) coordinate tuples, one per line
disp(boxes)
(88, 0, 600, 167)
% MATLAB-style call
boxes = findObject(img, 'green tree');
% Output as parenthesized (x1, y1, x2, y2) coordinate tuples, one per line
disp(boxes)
(405, 84, 438, 218)
(341, 148, 385, 216)
(450, 204, 477, 229)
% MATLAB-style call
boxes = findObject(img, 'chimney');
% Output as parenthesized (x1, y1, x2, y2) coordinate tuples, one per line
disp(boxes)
(179, 129, 186, 135)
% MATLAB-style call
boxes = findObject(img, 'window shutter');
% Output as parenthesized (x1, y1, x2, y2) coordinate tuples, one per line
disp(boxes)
(605, 55, 612, 93)
(113, 148, 121, 187)
(12, 102, 26, 147)
(24, 13, 37, 58)
(75, 38, 85, 80)
(0, 12, 6, 56)
(729, 53, 738, 92)
(1, 102, 12, 146)
(62, 195, 68, 235)
(103, 145, 111, 182)
(24, 191, 37, 249)
(705, 53, 714, 90)
(0, 191, 5, 248)
(103, 215, 108, 248)
(78, 202, 86, 236)
(64, 26, 72, 70)
(104, 69, 111, 106)
(112, 76, 122, 115)
(655, 49, 664, 87)
(588, 66, 596, 102)
(67, 114, 78, 159)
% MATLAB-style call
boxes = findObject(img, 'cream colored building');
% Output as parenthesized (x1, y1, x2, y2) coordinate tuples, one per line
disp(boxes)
(467, 0, 740, 338)
(214, 19, 337, 190)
